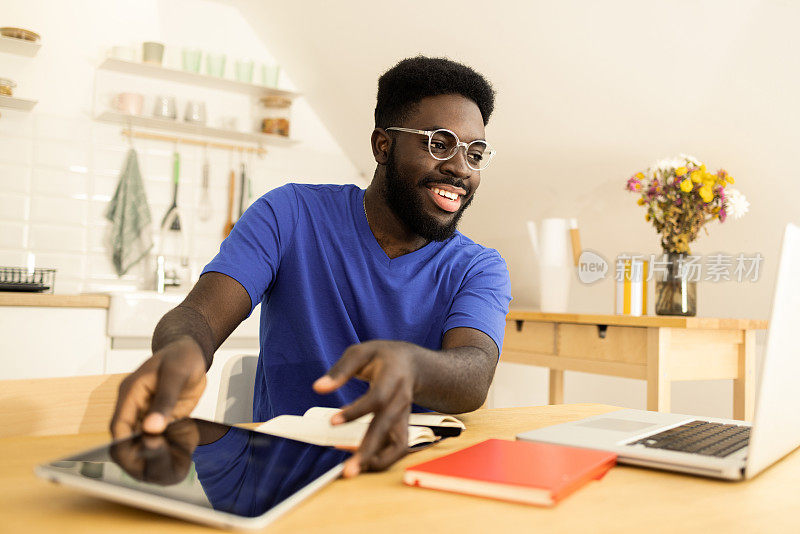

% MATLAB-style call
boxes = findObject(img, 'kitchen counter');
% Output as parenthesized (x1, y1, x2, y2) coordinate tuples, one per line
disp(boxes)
(0, 292, 110, 308)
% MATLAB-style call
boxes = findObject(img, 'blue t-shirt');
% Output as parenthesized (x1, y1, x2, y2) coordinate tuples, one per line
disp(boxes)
(202, 183, 511, 421)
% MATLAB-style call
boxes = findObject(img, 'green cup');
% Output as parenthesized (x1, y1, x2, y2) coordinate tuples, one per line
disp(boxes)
(182, 48, 202, 73)
(206, 53, 226, 77)
(259, 63, 280, 87)
(235, 59, 254, 83)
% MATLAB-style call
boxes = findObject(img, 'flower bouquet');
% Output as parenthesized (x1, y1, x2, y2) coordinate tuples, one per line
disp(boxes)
(626, 154, 749, 315)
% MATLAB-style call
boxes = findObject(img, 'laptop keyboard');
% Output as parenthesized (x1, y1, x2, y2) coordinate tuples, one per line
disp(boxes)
(628, 420, 751, 457)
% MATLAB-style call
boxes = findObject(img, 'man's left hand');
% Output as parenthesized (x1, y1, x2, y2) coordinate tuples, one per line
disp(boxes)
(312, 340, 419, 478)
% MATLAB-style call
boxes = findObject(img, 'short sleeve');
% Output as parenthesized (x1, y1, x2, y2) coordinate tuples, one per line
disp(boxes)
(201, 184, 299, 315)
(443, 249, 512, 355)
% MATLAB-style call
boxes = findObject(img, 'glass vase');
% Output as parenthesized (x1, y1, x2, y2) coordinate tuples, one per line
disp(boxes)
(655, 252, 697, 316)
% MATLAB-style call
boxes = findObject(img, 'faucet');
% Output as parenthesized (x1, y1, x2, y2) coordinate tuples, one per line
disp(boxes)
(155, 209, 189, 294)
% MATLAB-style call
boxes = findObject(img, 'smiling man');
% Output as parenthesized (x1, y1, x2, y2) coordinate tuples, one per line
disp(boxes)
(110, 56, 512, 477)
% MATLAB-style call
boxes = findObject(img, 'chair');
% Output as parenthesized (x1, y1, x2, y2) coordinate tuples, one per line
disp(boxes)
(214, 354, 258, 424)
(0, 374, 126, 438)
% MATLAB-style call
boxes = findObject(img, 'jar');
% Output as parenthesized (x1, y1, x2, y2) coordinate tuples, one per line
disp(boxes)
(0, 78, 16, 97)
(258, 95, 291, 137)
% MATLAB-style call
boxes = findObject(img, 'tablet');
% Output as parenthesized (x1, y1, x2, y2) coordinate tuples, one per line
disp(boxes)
(35, 418, 351, 530)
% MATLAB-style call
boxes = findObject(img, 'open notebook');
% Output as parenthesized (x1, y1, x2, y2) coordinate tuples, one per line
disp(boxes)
(256, 406, 465, 450)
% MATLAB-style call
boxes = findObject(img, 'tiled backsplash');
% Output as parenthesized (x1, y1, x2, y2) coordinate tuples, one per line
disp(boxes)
(0, 112, 362, 294)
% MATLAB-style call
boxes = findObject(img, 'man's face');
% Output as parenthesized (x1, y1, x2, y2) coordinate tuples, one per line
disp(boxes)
(382, 94, 485, 241)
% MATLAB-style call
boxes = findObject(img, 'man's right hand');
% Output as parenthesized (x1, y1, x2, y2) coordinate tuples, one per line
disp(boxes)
(110, 337, 207, 439)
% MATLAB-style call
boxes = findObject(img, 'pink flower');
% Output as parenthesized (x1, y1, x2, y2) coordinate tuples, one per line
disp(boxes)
(626, 176, 642, 192)
(720, 208, 727, 222)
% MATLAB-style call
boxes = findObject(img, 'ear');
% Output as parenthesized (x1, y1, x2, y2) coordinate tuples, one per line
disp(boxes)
(371, 128, 391, 165)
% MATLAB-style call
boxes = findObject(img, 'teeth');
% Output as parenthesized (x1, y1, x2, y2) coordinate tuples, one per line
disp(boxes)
(431, 187, 459, 201)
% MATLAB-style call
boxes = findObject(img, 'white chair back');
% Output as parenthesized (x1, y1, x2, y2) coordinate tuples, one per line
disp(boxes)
(215, 354, 258, 424)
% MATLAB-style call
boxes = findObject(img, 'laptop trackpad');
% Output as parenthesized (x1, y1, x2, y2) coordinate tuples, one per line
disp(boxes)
(577, 418, 659, 432)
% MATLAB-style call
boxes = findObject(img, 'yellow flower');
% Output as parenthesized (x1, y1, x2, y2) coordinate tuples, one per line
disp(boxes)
(726, 175, 735, 184)
(645, 213, 651, 221)
(700, 164, 707, 172)
(680, 179, 693, 192)
(675, 167, 688, 177)
(637, 197, 646, 205)
(690, 170, 702, 183)
(699, 185, 713, 203)
(636, 172, 645, 179)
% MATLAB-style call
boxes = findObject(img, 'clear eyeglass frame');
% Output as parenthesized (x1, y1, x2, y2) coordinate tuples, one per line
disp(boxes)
(385, 127, 496, 171)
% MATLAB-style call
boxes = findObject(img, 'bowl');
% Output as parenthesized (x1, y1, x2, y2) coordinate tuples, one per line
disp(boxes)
(0, 27, 41, 42)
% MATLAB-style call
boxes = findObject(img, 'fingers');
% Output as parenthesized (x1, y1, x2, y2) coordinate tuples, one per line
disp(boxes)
(334, 368, 393, 424)
(110, 346, 207, 439)
(343, 377, 411, 477)
(110, 372, 155, 439)
(313, 344, 373, 394)
(343, 414, 409, 477)
(371, 420, 409, 470)
(144, 359, 190, 434)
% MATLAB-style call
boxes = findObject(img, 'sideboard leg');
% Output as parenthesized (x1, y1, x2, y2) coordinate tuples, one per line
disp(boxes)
(549, 369, 564, 405)
(733, 330, 756, 421)
(647, 327, 671, 412)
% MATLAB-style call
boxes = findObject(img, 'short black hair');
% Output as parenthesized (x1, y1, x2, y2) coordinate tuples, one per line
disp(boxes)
(374, 56, 495, 128)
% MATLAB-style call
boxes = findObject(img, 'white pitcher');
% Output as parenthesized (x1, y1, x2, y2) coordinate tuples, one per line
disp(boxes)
(527, 218, 576, 313)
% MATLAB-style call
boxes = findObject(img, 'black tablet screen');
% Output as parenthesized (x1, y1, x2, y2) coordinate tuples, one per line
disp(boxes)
(43, 418, 351, 518)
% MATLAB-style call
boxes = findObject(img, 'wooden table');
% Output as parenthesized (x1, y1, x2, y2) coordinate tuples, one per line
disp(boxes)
(503, 311, 768, 420)
(2, 405, 798, 533)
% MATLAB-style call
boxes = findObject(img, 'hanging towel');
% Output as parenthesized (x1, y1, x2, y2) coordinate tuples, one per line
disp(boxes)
(105, 148, 153, 276)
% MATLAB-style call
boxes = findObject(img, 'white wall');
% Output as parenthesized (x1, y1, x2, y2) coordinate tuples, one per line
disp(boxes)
(0, 0, 363, 294)
(226, 0, 795, 419)
(2, 1, 792, 419)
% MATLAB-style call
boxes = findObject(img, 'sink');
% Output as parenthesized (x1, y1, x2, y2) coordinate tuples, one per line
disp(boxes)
(107, 291, 260, 340)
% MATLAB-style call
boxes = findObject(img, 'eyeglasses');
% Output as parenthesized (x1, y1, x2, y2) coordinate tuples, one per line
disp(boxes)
(385, 127, 495, 171)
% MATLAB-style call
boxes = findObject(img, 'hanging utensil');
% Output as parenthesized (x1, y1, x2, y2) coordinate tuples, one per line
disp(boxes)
(246, 149, 254, 204)
(161, 151, 181, 231)
(223, 164, 236, 237)
(199, 148, 212, 222)
(237, 156, 247, 220)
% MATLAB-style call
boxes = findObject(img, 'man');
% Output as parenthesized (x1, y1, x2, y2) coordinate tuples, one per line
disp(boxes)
(111, 56, 512, 477)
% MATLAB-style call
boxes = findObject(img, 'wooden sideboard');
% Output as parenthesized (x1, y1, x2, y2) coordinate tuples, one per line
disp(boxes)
(502, 311, 768, 420)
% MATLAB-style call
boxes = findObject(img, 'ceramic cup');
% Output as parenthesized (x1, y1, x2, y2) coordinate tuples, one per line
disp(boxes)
(235, 58, 254, 83)
(259, 63, 280, 87)
(206, 52, 226, 77)
(113, 92, 144, 115)
(142, 41, 165, 65)
(184, 101, 206, 124)
(181, 48, 202, 73)
(153, 95, 177, 119)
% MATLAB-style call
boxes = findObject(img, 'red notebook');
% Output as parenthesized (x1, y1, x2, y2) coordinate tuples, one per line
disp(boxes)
(404, 439, 617, 506)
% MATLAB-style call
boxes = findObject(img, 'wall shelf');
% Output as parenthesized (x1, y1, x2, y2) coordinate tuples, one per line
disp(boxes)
(0, 95, 37, 112)
(97, 57, 299, 99)
(95, 110, 298, 146)
(0, 36, 41, 57)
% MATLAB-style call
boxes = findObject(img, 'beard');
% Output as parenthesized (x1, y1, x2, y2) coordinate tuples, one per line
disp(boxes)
(382, 147, 474, 242)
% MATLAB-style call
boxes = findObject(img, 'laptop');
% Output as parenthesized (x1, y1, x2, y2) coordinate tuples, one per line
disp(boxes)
(517, 223, 800, 480)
